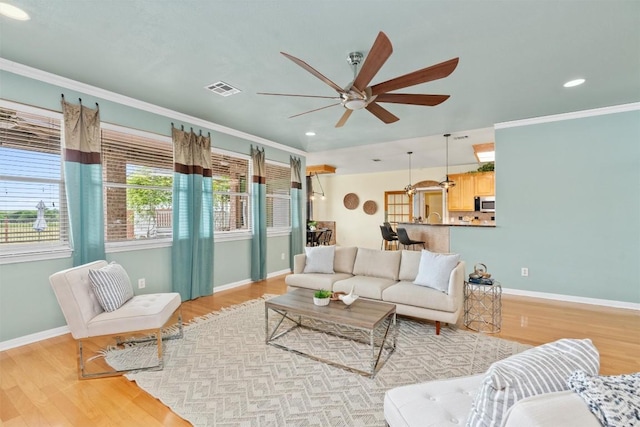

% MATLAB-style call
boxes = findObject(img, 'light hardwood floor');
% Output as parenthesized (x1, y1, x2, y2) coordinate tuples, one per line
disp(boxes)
(1, 275, 638, 426)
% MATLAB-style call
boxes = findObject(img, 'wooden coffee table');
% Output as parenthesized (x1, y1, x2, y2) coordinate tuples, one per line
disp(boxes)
(265, 288, 397, 378)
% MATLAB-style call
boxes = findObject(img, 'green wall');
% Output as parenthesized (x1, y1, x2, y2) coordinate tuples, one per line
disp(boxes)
(451, 109, 640, 303)
(0, 69, 303, 343)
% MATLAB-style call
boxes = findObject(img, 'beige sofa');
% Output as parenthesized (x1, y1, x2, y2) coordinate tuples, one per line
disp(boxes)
(285, 246, 466, 334)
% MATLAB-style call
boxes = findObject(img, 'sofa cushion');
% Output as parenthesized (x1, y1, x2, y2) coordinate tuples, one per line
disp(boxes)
(88, 262, 134, 312)
(502, 390, 601, 427)
(285, 272, 353, 291)
(413, 250, 460, 293)
(567, 370, 640, 427)
(382, 282, 457, 313)
(466, 338, 600, 427)
(334, 246, 358, 274)
(384, 373, 482, 427)
(303, 245, 335, 273)
(333, 276, 398, 300)
(398, 250, 422, 281)
(352, 247, 401, 280)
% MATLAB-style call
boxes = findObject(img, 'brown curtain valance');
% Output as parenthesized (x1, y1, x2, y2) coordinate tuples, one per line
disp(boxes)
(290, 156, 302, 189)
(251, 146, 266, 181)
(61, 99, 101, 164)
(172, 127, 212, 177)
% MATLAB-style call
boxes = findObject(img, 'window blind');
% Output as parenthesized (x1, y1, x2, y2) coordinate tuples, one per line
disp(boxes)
(266, 162, 291, 229)
(211, 151, 250, 232)
(0, 106, 69, 252)
(101, 128, 173, 242)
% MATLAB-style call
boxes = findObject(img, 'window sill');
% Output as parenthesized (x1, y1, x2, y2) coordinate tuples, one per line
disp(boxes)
(0, 247, 73, 265)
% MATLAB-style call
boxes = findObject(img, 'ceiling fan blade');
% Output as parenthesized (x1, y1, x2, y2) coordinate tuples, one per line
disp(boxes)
(288, 102, 341, 119)
(335, 109, 353, 128)
(370, 57, 459, 95)
(257, 92, 340, 100)
(281, 52, 346, 94)
(374, 93, 450, 106)
(365, 102, 400, 124)
(352, 31, 393, 92)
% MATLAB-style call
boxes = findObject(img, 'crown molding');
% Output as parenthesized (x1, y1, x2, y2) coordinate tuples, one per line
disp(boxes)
(0, 57, 306, 156)
(495, 102, 640, 129)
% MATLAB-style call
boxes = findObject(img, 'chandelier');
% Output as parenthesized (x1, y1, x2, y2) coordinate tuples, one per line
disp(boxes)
(439, 133, 456, 189)
(405, 151, 415, 196)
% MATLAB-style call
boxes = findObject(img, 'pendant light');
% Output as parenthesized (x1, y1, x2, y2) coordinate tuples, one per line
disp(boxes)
(439, 133, 456, 189)
(404, 151, 415, 196)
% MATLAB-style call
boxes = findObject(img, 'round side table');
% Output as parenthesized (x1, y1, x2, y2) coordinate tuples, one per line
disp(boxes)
(464, 281, 502, 333)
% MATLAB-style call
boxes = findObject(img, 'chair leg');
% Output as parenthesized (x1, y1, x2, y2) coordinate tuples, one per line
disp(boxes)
(77, 309, 183, 380)
(435, 321, 441, 335)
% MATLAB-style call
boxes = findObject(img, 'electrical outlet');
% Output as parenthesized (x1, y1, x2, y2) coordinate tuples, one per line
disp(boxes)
(138, 278, 146, 289)
(521, 267, 529, 277)
(281, 252, 285, 260)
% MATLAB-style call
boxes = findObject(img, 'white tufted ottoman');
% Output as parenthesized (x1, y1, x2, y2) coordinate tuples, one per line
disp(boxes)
(384, 374, 481, 427)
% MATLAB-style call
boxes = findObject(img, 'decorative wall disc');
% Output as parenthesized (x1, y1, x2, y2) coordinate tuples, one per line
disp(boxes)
(363, 200, 377, 215)
(343, 193, 359, 210)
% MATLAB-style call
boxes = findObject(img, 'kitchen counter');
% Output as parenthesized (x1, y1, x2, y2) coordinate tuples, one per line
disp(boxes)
(396, 222, 495, 253)
(415, 222, 496, 227)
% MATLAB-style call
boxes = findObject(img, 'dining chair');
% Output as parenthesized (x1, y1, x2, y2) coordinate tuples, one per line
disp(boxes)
(396, 227, 426, 250)
(380, 225, 399, 250)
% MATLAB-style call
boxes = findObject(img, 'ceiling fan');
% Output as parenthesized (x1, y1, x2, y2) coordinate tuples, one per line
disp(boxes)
(258, 31, 459, 128)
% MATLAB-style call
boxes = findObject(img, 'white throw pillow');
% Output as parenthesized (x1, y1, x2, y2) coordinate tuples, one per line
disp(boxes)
(412, 250, 460, 293)
(466, 338, 600, 427)
(88, 262, 134, 312)
(303, 245, 335, 274)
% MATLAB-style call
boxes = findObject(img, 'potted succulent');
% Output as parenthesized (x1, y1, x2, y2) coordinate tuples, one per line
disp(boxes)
(313, 289, 332, 306)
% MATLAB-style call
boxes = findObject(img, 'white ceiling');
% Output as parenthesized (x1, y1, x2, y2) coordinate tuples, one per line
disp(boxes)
(1, 1, 639, 174)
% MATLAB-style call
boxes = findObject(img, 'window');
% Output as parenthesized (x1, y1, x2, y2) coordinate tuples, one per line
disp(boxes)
(384, 191, 412, 226)
(211, 151, 250, 233)
(101, 127, 173, 243)
(0, 102, 69, 257)
(266, 161, 291, 230)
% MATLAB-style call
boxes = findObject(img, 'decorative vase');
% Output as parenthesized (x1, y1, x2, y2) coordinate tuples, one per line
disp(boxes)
(313, 297, 330, 306)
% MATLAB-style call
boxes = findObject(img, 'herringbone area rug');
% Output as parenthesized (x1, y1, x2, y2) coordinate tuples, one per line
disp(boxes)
(106, 296, 529, 426)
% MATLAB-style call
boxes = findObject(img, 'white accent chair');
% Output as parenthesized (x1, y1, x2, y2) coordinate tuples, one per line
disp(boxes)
(49, 260, 183, 379)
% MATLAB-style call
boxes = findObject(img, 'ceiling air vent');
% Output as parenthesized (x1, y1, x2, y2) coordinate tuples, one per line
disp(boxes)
(205, 81, 241, 97)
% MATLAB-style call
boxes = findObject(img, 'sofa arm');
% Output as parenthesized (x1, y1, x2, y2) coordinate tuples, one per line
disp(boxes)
(293, 253, 306, 274)
(447, 261, 466, 308)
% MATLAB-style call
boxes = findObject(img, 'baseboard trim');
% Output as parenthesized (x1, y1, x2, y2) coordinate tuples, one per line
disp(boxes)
(502, 287, 640, 311)
(0, 326, 70, 352)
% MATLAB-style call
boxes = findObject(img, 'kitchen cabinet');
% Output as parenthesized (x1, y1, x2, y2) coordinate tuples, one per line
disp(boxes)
(447, 171, 495, 211)
(447, 173, 475, 211)
(474, 172, 495, 196)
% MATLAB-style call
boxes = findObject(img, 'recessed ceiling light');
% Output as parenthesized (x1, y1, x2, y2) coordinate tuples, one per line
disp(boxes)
(305, 131, 316, 136)
(563, 78, 585, 88)
(0, 3, 29, 20)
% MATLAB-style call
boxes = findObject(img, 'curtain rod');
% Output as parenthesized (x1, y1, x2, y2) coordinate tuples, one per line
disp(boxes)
(60, 93, 98, 108)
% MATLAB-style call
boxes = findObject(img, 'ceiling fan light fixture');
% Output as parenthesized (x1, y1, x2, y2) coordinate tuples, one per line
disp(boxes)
(344, 99, 367, 110)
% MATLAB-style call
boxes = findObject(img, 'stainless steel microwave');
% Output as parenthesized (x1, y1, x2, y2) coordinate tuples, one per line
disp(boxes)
(475, 196, 495, 212)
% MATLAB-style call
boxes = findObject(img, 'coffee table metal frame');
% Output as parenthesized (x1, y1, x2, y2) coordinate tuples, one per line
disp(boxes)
(265, 289, 397, 378)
